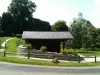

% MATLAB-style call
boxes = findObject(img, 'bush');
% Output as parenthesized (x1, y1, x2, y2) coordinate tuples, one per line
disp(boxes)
(52, 58, 59, 63)
(72, 52, 78, 56)
(25, 44, 32, 50)
(40, 46, 47, 52)
(16, 34, 22, 38)
(62, 50, 68, 55)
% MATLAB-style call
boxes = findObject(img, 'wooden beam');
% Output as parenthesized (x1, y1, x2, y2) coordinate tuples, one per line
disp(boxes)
(63, 40, 66, 51)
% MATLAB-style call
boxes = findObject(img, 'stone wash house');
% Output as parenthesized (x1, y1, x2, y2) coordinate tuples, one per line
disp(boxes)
(22, 31, 73, 53)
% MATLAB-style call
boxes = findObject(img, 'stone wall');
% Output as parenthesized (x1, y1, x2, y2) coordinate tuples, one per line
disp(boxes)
(17, 45, 29, 56)
(17, 45, 84, 61)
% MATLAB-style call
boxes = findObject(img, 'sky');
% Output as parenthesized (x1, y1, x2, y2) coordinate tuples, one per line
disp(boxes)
(0, 0, 100, 28)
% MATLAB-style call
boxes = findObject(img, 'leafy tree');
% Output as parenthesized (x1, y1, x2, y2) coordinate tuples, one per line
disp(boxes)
(8, 0, 36, 33)
(0, 16, 1, 32)
(1, 0, 51, 36)
(70, 21, 82, 49)
(70, 13, 96, 49)
(1, 12, 15, 36)
(26, 18, 51, 31)
(52, 20, 68, 31)
(95, 28, 100, 48)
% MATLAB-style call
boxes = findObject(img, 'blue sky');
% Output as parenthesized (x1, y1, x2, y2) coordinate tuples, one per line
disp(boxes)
(0, 0, 100, 28)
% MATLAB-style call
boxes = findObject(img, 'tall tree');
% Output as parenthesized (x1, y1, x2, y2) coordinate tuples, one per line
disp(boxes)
(26, 18, 51, 31)
(70, 13, 96, 49)
(95, 28, 100, 48)
(1, 12, 15, 36)
(0, 16, 1, 32)
(8, 0, 36, 33)
(52, 20, 68, 31)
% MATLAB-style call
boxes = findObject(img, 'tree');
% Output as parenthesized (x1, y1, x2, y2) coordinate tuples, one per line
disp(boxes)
(1, 12, 15, 36)
(1, 0, 51, 36)
(26, 18, 51, 31)
(52, 20, 68, 31)
(70, 20, 82, 49)
(95, 28, 100, 48)
(0, 16, 1, 32)
(70, 13, 96, 49)
(8, 0, 36, 33)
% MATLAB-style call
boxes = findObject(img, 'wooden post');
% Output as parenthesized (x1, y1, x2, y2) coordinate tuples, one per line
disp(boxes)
(4, 51, 6, 57)
(28, 52, 30, 59)
(63, 40, 65, 51)
(78, 56, 80, 63)
(95, 56, 96, 63)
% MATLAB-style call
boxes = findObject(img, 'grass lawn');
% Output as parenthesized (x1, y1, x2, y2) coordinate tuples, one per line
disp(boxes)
(5, 37, 25, 52)
(0, 37, 8, 46)
(66, 49, 100, 57)
(0, 55, 100, 67)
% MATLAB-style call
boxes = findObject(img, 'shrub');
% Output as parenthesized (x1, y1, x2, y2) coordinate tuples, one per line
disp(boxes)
(52, 58, 59, 63)
(16, 34, 22, 38)
(40, 46, 47, 52)
(62, 49, 68, 55)
(72, 52, 78, 56)
(25, 44, 32, 50)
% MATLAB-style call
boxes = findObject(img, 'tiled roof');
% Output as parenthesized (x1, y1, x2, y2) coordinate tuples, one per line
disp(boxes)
(22, 31, 73, 39)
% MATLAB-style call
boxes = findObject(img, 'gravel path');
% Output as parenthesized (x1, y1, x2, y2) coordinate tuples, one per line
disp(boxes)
(0, 38, 13, 52)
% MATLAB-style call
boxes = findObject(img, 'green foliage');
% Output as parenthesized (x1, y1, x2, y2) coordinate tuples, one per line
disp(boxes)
(52, 20, 68, 31)
(16, 34, 22, 38)
(1, 12, 15, 36)
(1, 0, 51, 36)
(62, 49, 68, 55)
(40, 46, 47, 52)
(72, 52, 78, 56)
(95, 28, 100, 48)
(69, 13, 99, 50)
(25, 44, 32, 49)
(0, 16, 1, 32)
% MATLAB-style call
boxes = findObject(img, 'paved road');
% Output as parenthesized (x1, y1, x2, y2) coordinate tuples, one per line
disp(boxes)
(0, 62, 100, 75)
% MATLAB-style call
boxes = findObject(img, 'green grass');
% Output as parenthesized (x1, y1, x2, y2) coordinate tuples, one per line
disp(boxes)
(65, 49, 100, 57)
(0, 37, 8, 46)
(0, 55, 100, 67)
(5, 37, 25, 52)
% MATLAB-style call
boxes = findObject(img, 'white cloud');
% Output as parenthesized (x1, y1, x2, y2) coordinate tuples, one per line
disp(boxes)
(0, 0, 11, 16)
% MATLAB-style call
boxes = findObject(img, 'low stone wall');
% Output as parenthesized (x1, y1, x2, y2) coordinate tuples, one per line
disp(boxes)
(17, 45, 84, 61)
(17, 45, 29, 56)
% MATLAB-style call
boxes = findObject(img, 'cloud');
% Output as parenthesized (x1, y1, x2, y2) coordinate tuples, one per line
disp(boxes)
(0, 0, 11, 16)
(90, 0, 100, 28)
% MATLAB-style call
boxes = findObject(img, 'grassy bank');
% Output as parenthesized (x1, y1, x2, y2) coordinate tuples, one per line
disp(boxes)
(5, 37, 25, 52)
(65, 49, 100, 57)
(0, 55, 100, 67)
(0, 37, 8, 46)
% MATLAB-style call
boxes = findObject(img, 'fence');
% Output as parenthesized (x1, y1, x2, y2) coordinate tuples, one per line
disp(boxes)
(1, 51, 97, 63)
